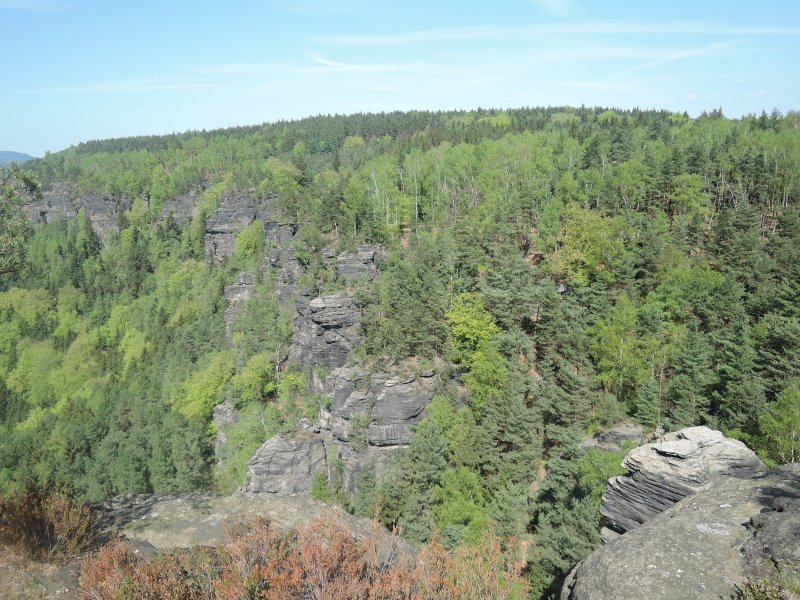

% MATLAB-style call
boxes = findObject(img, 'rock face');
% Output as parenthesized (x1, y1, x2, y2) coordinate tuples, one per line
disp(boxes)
(261, 220, 300, 305)
(22, 182, 122, 245)
(204, 193, 262, 265)
(244, 366, 438, 494)
(321, 366, 437, 448)
(561, 463, 800, 600)
(334, 244, 383, 282)
(223, 271, 255, 346)
(290, 293, 362, 369)
(579, 422, 644, 452)
(22, 181, 78, 224)
(600, 426, 763, 541)
(244, 432, 327, 495)
(157, 191, 198, 225)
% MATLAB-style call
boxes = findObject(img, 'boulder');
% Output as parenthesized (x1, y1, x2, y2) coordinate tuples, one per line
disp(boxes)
(601, 426, 763, 537)
(244, 433, 327, 495)
(562, 463, 800, 600)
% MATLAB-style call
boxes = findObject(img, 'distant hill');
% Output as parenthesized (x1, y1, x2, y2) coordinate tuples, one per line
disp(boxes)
(0, 150, 36, 165)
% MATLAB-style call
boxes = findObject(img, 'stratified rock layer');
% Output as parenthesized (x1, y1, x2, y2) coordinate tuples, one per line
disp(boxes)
(245, 432, 327, 495)
(601, 426, 763, 538)
(244, 367, 438, 494)
(290, 294, 362, 369)
(562, 463, 800, 600)
(223, 271, 255, 346)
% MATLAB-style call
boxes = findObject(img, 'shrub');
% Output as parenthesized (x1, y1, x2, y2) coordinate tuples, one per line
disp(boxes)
(0, 484, 97, 563)
(79, 515, 529, 599)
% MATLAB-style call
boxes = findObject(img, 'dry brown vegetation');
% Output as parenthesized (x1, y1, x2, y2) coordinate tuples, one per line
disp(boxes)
(80, 516, 528, 600)
(0, 484, 97, 564)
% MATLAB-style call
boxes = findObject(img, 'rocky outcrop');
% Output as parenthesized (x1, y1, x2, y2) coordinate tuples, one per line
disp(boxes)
(22, 181, 78, 224)
(579, 422, 644, 453)
(286, 244, 383, 369)
(212, 397, 239, 461)
(334, 244, 383, 282)
(244, 366, 438, 494)
(204, 193, 262, 265)
(75, 192, 122, 245)
(95, 491, 415, 560)
(600, 426, 764, 542)
(261, 220, 300, 305)
(23, 182, 121, 245)
(244, 432, 327, 495)
(290, 294, 362, 369)
(157, 191, 198, 225)
(321, 366, 437, 447)
(561, 463, 800, 600)
(223, 271, 255, 346)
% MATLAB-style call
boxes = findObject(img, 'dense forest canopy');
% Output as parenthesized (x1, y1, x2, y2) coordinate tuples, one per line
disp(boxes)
(2, 105, 799, 597)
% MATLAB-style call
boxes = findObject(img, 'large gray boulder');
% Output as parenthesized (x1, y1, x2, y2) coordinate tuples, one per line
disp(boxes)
(562, 463, 800, 600)
(244, 432, 327, 495)
(601, 426, 764, 539)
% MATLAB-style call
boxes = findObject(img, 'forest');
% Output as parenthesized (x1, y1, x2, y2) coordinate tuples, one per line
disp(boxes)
(1, 106, 799, 597)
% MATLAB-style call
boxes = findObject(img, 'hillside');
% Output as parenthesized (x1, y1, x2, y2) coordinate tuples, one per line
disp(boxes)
(0, 151, 36, 165)
(1, 106, 799, 598)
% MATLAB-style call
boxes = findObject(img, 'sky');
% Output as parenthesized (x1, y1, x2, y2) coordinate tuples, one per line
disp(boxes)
(1, 0, 799, 156)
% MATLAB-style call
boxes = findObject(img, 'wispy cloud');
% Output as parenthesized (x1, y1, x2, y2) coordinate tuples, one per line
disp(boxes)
(529, 0, 571, 16)
(305, 55, 407, 74)
(311, 22, 800, 46)
(628, 40, 741, 72)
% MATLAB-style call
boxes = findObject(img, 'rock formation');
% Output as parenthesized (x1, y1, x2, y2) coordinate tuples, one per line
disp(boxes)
(579, 422, 644, 453)
(204, 193, 262, 265)
(562, 462, 800, 600)
(94, 491, 415, 559)
(23, 182, 122, 245)
(560, 427, 797, 600)
(600, 426, 763, 542)
(244, 366, 438, 494)
(333, 244, 383, 282)
(157, 191, 198, 225)
(290, 294, 362, 369)
(245, 431, 327, 495)
(222, 271, 255, 346)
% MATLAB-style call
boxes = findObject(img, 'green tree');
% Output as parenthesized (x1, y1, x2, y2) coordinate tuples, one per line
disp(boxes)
(0, 165, 40, 275)
(757, 385, 800, 465)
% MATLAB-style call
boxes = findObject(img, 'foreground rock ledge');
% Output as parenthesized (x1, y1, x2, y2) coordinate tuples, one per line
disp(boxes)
(562, 462, 800, 599)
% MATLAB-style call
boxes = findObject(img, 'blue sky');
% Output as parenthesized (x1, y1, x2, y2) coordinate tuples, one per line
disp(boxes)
(2, 0, 799, 156)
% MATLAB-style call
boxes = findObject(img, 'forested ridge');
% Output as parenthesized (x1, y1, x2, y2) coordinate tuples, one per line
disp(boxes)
(2, 106, 800, 597)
